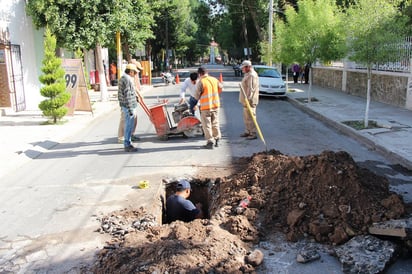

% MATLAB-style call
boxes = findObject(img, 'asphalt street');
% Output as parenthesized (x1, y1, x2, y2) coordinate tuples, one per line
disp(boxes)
(0, 66, 411, 273)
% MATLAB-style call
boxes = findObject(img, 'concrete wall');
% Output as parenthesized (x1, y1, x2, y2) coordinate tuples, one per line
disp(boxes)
(312, 66, 410, 110)
(0, 0, 43, 110)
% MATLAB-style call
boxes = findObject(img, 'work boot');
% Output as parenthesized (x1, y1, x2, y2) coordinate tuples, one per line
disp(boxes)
(124, 145, 138, 152)
(246, 134, 257, 140)
(131, 135, 140, 141)
(202, 141, 214, 149)
(240, 132, 250, 137)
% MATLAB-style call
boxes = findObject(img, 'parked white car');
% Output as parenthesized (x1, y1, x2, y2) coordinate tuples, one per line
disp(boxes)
(253, 65, 287, 97)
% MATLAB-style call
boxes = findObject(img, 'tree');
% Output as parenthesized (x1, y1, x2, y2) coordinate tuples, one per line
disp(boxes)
(27, 0, 155, 101)
(38, 28, 71, 124)
(345, 0, 408, 127)
(273, 0, 346, 100)
(148, 0, 197, 71)
(111, 0, 155, 61)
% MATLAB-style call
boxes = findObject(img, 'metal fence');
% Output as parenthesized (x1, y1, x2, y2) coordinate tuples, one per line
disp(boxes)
(318, 36, 412, 73)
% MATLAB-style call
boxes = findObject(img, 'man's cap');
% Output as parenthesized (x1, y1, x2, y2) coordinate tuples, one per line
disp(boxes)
(176, 179, 191, 191)
(132, 60, 144, 71)
(126, 63, 139, 73)
(241, 60, 252, 68)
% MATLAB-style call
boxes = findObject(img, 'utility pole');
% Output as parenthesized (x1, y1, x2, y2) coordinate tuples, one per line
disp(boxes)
(116, 0, 122, 80)
(117, 31, 122, 80)
(269, 0, 273, 66)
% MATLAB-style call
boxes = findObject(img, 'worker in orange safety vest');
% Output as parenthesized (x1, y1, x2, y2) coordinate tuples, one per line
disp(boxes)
(194, 66, 223, 149)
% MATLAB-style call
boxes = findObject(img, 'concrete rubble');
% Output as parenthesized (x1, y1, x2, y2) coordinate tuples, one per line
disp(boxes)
(95, 208, 157, 241)
(334, 235, 398, 274)
(369, 217, 412, 239)
(296, 245, 321, 264)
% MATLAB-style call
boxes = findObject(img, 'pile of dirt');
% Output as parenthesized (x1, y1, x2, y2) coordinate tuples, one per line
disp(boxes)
(90, 150, 405, 273)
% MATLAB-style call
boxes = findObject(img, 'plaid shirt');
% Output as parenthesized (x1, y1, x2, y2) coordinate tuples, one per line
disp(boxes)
(118, 73, 138, 114)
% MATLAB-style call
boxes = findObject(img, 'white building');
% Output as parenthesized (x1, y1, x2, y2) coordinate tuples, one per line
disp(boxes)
(0, 0, 44, 111)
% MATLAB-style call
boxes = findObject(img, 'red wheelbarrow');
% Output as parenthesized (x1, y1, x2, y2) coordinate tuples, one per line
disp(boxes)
(138, 93, 203, 140)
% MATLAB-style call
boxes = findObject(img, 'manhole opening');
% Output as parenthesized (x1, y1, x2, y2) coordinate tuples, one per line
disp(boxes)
(163, 178, 214, 224)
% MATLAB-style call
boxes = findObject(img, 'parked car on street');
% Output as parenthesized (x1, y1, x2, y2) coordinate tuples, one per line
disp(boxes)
(253, 65, 287, 97)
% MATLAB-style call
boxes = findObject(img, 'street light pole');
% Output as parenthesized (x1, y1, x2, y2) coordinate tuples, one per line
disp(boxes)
(269, 0, 273, 66)
(116, 0, 122, 80)
(117, 31, 122, 80)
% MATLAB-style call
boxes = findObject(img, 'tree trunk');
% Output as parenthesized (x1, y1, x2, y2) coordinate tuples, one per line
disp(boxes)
(241, 0, 250, 60)
(245, 1, 263, 41)
(364, 66, 372, 128)
(308, 65, 312, 104)
(95, 44, 108, 102)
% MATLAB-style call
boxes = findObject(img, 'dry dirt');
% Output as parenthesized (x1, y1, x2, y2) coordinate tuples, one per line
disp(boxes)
(89, 150, 406, 273)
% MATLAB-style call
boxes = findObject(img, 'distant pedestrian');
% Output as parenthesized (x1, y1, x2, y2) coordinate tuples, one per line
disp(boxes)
(304, 63, 310, 84)
(239, 60, 259, 140)
(194, 66, 222, 149)
(292, 63, 300, 84)
(178, 72, 199, 115)
(118, 64, 139, 152)
(299, 66, 305, 84)
(166, 179, 203, 223)
(110, 61, 117, 82)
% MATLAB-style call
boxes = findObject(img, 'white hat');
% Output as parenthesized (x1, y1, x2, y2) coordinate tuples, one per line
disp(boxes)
(241, 60, 252, 68)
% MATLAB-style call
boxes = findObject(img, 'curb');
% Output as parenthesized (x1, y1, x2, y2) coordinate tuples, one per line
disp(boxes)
(287, 96, 412, 170)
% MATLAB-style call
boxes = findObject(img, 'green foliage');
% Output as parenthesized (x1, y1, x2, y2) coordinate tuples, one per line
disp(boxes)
(345, 0, 408, 67)
(216, 0, 269, 60)
(274, 0, 346, 66)
(149, 0, 199, 68)
(112, 0, 155, 55)
(38, 28, 71, 124)
(27, 0, 108, 50)
(26, 0, 155, 54)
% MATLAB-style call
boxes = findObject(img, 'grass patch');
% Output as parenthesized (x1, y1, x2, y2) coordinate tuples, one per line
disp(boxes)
(342, 120, 379, 130)
(40, 119, 68, 125)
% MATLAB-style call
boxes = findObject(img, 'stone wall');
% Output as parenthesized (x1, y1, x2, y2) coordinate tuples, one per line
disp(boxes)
(312, 67, 409, 109)
(312, 67, 342, 91)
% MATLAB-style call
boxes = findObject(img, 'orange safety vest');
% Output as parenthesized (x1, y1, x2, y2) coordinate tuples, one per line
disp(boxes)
(198, 76, 220, 111)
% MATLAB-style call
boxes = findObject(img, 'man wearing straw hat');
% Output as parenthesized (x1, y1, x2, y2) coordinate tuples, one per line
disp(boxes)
(118, 63, 139, 152)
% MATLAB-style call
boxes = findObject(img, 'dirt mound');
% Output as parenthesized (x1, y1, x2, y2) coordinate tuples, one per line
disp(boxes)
(90, 150, 405, 273)
(212, 150, 404, 244)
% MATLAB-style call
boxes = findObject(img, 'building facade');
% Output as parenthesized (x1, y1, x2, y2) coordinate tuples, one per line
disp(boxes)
(0, 0, 44, 111)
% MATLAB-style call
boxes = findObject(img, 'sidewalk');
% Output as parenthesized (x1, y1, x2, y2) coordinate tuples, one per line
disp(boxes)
(287, 83, 412, 170)
(0, 87, 120, 179)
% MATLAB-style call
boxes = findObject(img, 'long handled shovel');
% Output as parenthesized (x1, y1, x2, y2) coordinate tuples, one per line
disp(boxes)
(239, 84, 267, 151)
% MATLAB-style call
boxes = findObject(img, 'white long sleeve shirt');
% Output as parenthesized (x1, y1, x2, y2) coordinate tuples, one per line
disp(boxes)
(180, 77, 197, 99)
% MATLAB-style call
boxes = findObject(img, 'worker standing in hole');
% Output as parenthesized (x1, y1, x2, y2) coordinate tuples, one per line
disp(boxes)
(166, 180, 203, 223)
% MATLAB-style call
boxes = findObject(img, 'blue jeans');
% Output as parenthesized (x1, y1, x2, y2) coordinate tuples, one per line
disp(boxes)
(121, 106, 135, 147)
(189, 96, 198, 115)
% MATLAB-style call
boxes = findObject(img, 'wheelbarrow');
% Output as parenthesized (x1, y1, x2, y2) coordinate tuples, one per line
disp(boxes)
(138, 93, 203, 140)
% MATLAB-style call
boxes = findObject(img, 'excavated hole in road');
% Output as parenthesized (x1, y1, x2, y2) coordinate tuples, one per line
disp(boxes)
(163, 178, 214, 224)
(91, 151, 411, 273)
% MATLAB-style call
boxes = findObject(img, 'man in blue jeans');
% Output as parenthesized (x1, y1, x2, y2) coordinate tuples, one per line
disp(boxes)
(178, 72, 198, 115)
(118, 64, 139, 152)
